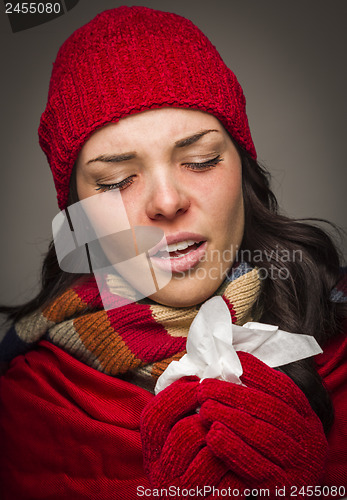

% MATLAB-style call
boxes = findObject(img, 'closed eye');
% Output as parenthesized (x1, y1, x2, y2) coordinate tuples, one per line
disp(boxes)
(94, 155, 223, 192)
(184, 155, 223, 171)
(95, 175, 136, 192)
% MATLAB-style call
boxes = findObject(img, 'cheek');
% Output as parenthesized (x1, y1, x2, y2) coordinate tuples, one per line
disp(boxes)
(225, 184, 244, 229)
(217, 192, 244, 251)
(201, 171, 244, 233)
(119, 194, 143, 227)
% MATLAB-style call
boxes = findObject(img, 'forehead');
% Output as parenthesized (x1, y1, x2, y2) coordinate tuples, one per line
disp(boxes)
(78, 108, 225, 156)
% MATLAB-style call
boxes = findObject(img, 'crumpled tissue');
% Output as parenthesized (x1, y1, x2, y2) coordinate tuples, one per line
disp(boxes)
(155, 296, 322, 394)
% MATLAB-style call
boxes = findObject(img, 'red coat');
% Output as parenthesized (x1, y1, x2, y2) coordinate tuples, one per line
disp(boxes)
(0, 330, 346, 500)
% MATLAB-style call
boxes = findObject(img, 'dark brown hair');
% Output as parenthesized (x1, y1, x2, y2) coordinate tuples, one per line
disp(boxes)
(239, 150, 346, 433)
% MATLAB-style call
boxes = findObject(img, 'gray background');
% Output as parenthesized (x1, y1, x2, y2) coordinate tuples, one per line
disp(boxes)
(0, 0, 346, 308)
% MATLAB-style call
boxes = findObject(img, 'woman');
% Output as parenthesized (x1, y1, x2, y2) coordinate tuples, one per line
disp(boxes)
(0, 6, 346, 499)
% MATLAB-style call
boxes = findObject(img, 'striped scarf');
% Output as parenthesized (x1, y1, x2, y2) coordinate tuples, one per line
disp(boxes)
(1, 263, 261, 391)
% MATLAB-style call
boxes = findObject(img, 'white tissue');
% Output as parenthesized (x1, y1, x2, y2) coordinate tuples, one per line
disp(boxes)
(155, 296, 322, 394)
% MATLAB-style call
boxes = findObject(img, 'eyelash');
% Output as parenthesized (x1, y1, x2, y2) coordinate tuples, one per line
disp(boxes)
(95, 175, 135, 192)
(184, 155, 222, 171)
(95, 155, 222, 192)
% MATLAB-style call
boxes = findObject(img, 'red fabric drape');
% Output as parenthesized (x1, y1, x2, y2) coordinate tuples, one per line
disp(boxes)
(0, 340, 153, 500)
(316, 321, 347, 488)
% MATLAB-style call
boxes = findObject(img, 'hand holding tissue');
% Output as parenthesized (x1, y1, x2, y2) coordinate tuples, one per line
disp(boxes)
(155, 296, 322, 394)
(141, 297, 328, 493)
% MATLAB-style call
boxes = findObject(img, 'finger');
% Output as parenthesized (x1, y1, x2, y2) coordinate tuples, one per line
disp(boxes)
(180, 447, 231, 490)
(206, 421, 287, 485)
(198, 379, 308, 439)
(237, 351, 312, 416)
(199, 399, 307, 468)
(207, 473, 252, 499)
(157, 414, 208, 482)
(141, 376, 200, 457)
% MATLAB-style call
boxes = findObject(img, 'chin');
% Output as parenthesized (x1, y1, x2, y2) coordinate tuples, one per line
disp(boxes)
(149, 277, 223, 308)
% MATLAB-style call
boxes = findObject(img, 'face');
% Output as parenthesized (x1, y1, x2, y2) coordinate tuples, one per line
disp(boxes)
(76, 108, 244, 307)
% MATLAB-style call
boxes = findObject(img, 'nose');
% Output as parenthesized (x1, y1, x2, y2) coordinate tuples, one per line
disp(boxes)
(145, 174, 190, 221)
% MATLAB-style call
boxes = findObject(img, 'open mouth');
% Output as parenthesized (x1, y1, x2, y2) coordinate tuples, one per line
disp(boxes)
(150, 236, 207, 273)
(156, 240, 205, 259)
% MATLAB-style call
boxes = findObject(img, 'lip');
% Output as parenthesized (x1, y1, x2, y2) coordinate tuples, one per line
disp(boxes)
(148, 232, 206, 257)
(149, 232, 207, 273)
(164, 232, 206, 246)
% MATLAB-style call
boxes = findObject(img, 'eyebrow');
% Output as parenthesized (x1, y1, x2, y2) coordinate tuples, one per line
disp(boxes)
(86, 129, 220, 164)
(174, 129, 219, 147)
(87, 152, 136, 164)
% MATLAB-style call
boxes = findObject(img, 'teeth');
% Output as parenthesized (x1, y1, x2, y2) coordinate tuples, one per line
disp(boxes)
(166, 239, 196, 252)
(160, 248, 196, 260)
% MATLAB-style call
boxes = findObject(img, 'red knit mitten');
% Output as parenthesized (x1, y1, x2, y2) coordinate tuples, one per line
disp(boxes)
(141, 376, 246, 493)
(141, 354, 328, 498)
(197, 352, 328, 494)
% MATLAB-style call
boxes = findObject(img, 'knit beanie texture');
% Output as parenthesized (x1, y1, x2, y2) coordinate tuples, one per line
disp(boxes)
(38, 6, 256, 210)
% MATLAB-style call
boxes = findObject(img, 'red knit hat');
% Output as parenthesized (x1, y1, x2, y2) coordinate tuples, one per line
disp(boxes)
(39, 6, 256, 210)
